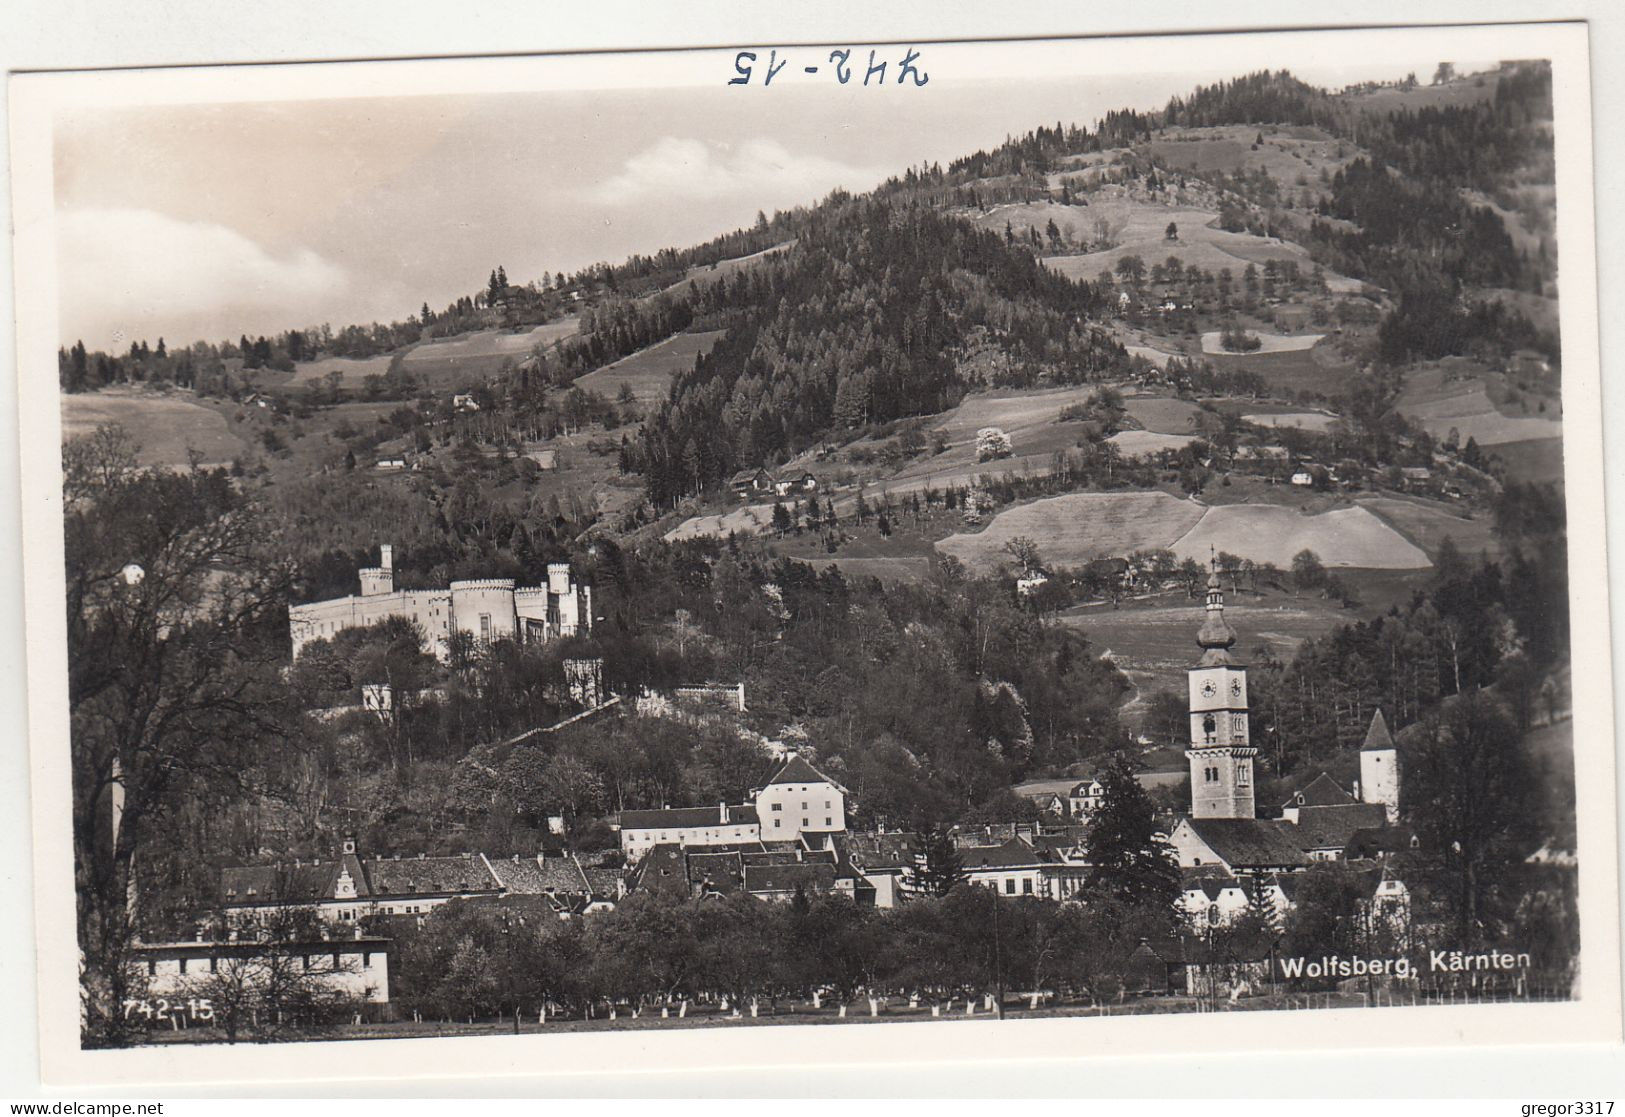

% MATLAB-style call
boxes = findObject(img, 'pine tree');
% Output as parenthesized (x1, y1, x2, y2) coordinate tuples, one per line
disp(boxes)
(905, 828, 967, 898)
(1083, 751, 1180, 910)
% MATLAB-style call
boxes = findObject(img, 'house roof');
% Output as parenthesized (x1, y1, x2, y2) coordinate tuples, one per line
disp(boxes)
(845, 832, 919, 871)
(364, 854, 501, 897)
(743, 861, 837, 895)
(1185, 818, 1311, 869)
(1288, 803, 1390, 852)
(1344, 825, 1419, 860)
(1362, 709, 1396, 752)
(763, 754, 837, 788)
(221, 859, 356, 905)
(482, 853, 591, 894)
(960, 837, 1047, 870)
(1282, 772, 1356, 809)
(685, 851, 745, 893)
(617, 804, 758, 830)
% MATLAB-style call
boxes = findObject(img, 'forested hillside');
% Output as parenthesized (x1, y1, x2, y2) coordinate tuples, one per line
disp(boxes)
(626, 200, 1123, 507)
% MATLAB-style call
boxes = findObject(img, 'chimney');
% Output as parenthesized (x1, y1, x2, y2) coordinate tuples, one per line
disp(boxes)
(719, 802, 728, 825)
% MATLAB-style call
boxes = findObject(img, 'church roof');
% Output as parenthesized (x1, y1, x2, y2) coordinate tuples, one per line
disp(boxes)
(1185, 818, 1311, 869)
(1196, 563, 1239, 665)
(1361, 709, 1396, 752)
(1288, 803, 1390, 852)
(1281, 772, 1356, 809)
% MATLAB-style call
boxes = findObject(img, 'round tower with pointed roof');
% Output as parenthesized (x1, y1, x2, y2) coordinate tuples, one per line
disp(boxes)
(1185, 559, 1258, 819)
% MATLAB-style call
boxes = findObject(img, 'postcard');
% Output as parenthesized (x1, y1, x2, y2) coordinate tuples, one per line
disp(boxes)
(8, 18, 1618, 1088)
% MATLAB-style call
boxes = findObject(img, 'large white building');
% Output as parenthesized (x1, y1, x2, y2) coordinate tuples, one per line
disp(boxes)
(288, 544, 592, 662)
(615, 754, 848, 861)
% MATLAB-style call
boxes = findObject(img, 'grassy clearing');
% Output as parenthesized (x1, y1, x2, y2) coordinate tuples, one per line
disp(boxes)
(1359, 496, 1499, 560)
(1204, 342, 1356, 399)
(1169, 504, 1430, 570)
(656, 242, 794, 302)
(1034, 195, 1361, 294)
(1241, 411, 1338, 432)
(665, 503, 778, 542)
(61, 389, 248, 468)
(1200, 330, 1324, 355)
(1122, 396, 1198, 434)
(576, 329, 725, 405)
(1108, 430, 1195, 457)
(798, 555, 934, 584)
(1396, 364, 1562, 448)
(936, 492, 1206, 572)
(1062, 591, 1360, 706)
(1142, 124, 1358, 187)
(287, 353, 395, 388)
(1486, 437, 1565, 486)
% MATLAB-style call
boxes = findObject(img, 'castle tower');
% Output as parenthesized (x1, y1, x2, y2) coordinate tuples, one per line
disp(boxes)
(359, 543, 395, 596)
(1358, 708, 1401, 824)
(1185, 562, 1257, 819)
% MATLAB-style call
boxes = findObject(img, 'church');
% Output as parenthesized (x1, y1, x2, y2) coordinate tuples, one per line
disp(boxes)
(1167, 563, 1401, 877)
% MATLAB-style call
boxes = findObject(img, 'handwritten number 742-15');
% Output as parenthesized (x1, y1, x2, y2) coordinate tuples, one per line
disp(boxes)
(730, 48, 928, 87)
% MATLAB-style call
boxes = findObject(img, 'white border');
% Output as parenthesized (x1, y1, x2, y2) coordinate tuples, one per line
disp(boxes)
(6, 16, 1620, 1095)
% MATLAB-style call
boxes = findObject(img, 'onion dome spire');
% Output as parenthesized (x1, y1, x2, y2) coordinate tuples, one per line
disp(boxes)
(1196, 551, 1236, 663)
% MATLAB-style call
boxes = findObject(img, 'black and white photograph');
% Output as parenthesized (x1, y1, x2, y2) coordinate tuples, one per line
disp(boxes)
(6, 16, 1619, 1089)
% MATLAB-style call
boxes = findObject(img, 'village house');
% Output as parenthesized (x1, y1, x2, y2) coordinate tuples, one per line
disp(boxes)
(772, 469, 819, 497)
(217, 838, 611, 924)
(728, 467, 773, 498)
(131, 931, 393, 1009)
(614, 754, 848, 860)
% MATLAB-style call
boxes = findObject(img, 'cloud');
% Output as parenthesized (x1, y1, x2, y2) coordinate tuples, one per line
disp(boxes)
(55, 207, 350, 346)
(599, 137, 884, 207)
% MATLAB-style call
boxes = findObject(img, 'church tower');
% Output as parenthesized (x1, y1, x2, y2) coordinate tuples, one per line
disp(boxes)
(1185, 562, 1257, 819)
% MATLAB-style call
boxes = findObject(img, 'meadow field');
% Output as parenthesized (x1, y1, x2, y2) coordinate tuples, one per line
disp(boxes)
(937, 491, 1432, 573)
(1203, 341, 1356, 399)
(1061, 591, 1360, 709)
(286, 353, 395, 388)
(1033, 196, 1362, 294)
(61, 389, 247, 468)
(576, 329, 725, 405)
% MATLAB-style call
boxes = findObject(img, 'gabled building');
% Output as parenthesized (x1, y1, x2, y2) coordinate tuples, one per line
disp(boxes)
(728, 467, 773, 498)
(220, 839, 504, 924)
(613, 754, 848, 861)
(1287, 803, 1390, 861)
(1169, 817, 1311, 874)
(1279, 772, 1357, 822)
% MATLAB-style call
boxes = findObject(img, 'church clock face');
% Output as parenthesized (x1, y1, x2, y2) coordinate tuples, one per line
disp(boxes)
(1230, 678, 1243, 699)
(1200, 680, 1217, 698)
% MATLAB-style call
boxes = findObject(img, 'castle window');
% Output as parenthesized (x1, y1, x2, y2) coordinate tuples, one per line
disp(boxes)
(479, 614, 492, 641)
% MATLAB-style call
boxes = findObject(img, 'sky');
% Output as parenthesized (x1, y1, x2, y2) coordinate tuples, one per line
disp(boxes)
(50, 44, 1497, 352)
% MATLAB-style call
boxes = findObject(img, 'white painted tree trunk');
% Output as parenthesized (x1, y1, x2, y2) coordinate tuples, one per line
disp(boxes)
(838, 1004, 847, 1018)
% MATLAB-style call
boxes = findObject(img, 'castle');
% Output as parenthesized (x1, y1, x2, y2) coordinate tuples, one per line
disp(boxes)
(288, 544, 592, 662)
